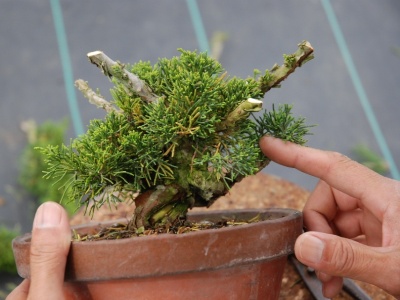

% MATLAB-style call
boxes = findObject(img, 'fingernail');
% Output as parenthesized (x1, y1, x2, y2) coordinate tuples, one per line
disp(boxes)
(33, 202, 62, 228)
(297, 234, 325, 264)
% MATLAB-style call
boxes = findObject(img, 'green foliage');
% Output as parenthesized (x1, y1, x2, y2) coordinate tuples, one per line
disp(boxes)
(283, 54, 297, 68)
(0, 226, 19, 274)
(40, 48, 313, 217)
(18, 119, 76, 215)
(254, 104, 313, 145)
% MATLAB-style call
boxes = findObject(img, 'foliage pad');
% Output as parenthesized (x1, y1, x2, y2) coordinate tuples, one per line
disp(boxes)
(40, 42, 314, 228)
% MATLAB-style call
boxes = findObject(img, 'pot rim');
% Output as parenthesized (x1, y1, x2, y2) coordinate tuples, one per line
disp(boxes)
(14, 208, 301, 244)
(71, 207, 301, 240)
(13, 208, 303, 282)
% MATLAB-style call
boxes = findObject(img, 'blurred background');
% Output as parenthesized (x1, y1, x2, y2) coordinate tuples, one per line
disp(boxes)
(0, 0, 399, 294)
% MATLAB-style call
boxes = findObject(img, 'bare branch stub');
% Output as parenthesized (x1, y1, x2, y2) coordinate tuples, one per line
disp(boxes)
(87, 51, 159, 104)
(75, 79, 120, 114)
(260, 41, 314, 94)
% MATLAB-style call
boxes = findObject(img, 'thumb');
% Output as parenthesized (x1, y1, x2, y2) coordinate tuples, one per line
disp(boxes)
(295, 232, 400, 296)
(29, 202, 71, 299)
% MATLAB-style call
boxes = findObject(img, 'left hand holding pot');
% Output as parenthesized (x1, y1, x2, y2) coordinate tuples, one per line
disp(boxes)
(7, 202, 71, 300)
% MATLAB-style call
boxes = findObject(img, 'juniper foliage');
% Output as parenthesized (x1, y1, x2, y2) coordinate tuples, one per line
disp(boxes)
(40, 45, 313, 221)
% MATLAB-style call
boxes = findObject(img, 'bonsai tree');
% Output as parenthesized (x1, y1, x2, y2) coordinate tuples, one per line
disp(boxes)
(41, 41, 314, 233)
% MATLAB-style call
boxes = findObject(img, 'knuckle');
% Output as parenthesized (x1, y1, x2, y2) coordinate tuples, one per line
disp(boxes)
(325, 151, 351, 173)
(30, 241, 64, 265)
(327, 151, 347, 161)
(325, 239, 359, 275)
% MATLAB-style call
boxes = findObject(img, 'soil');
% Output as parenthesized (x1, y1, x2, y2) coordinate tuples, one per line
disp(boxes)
(72, 217, 262, 241)
(70, 173, 395, 300)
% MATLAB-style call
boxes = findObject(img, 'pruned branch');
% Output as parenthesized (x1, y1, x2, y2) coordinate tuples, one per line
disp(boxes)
(75, 79, 120, 114)
(260, 41, 314, 94)
(87, 51, 159, 104)
(219, 98, 263, 130)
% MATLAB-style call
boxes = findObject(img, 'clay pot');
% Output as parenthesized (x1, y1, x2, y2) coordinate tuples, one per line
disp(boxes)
(13, 208, 302, 300)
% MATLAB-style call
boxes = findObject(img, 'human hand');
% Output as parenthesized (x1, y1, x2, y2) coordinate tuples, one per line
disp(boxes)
(259, 136, 400, 299)
(7, 202, 71, 300)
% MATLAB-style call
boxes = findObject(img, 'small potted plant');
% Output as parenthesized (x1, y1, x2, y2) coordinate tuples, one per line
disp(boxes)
(13, 41, 314, 300)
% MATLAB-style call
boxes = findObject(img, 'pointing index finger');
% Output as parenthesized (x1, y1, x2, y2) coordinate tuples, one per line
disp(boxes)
(259, 136, 391, 216)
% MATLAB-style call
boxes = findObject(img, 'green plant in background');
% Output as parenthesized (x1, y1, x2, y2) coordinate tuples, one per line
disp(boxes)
(0, 226, 19, 274)
(352, 144, 389, 175)
(19, 119, 76, 215)
(0, 226, 19, 296)
(0, 120, 73, 296)
(40, 41, 314, 232)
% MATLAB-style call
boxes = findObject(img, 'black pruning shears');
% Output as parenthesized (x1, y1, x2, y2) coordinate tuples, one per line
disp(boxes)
(290, 255, 372, 300)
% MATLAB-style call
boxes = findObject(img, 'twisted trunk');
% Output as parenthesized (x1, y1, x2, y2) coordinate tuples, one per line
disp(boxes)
(128, 184, 189, 230)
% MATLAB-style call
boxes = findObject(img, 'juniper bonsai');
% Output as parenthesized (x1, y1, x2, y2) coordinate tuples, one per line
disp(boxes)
(41, 41, 314, 232)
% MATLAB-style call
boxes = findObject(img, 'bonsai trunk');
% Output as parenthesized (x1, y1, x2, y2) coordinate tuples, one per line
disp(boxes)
(129, 184, 189, 230)
(129, 145, 231, 230)
(129, 178, 229, 230)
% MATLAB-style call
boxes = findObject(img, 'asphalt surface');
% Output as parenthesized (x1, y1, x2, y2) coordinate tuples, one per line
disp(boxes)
(1, 0, 399, 235)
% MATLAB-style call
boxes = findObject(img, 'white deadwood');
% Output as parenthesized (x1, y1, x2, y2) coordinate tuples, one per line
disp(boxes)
(87, 51, 159, 104)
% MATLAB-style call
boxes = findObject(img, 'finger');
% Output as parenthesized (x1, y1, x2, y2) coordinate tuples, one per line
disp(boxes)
(304, 180, 368, 238)
(6, 280, 30, 300)
(259, 136, 392, 217)
(382, 192, 400, 246)
(295, 231, 400, 296)
(305, 209, 372, 242)
(330, 210, 366, 238)
(319, 275, 343, 299)
(306, 180, 360, 214)
(305, 180, 383, 244)
(29, 202, 71, 300)
(359, 209, 383, 246)
(303, 180, 338, 234)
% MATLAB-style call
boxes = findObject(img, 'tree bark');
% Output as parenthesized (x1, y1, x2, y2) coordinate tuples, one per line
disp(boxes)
(260, 41, 314, 94)
(87, 51, 159, 104)
(129, 184, 188, 230)
(75, 79, 119, 113)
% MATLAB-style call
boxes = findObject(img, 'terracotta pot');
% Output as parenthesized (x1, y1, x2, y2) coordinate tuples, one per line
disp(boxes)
(13, 208, 302, 300)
